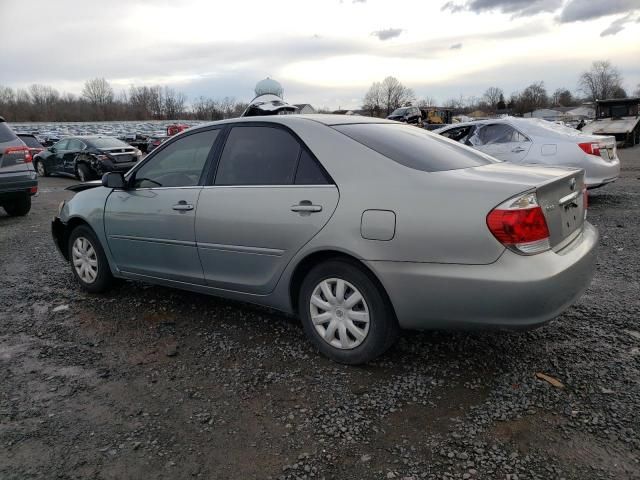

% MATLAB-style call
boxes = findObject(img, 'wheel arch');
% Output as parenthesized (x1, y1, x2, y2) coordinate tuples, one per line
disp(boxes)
(59, 217, 96, 260)
(288, 249, 397, 321)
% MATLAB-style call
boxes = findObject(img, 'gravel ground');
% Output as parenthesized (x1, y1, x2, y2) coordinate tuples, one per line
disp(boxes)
(1, 147, 639, 480)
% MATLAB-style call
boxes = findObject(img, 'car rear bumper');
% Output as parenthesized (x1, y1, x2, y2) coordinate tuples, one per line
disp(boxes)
(0, 170, 38, 199)
(367, 222, 598, 330)
(584, 156, 620, 188)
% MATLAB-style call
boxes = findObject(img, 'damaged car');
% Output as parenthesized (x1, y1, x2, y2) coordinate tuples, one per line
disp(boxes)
(34, 136, 142, 181)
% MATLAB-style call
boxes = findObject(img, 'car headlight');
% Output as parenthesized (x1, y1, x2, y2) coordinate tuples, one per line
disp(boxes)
(57, 200, 66, 216)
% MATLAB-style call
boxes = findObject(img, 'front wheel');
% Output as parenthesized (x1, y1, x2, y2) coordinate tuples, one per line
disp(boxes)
(298, 259, 399, 364)
(3, 194, 31, 216)
(36, 160, 48, 177)
(76, 163, 93, 182)
(68, 225, 113, 293)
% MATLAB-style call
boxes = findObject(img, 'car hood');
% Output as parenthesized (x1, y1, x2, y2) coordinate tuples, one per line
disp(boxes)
(66, 180, 102, 192)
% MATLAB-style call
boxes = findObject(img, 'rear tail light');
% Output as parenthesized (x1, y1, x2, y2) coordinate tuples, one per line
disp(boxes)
(3, 146, 32, 164)
(578, 142, 601, 157)
(487, 192, 550, 255)
(29, 186, 38, 194)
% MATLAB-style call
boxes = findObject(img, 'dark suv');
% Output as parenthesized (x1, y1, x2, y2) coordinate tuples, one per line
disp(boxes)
(0, 117, 38, 216)
(386, 106, 422, 125)
(34, 136, 141, 181)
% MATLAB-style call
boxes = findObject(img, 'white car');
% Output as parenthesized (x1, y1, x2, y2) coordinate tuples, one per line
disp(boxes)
(434, 118, 620, 188)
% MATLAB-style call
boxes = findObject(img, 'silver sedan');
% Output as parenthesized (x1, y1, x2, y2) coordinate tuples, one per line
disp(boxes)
(52, 115, 598, 364)
(434, 118, 620, 188)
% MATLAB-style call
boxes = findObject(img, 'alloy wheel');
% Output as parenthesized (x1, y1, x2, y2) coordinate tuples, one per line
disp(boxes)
(37, 161, 45, 176)
(72, 237, 98, 284)
(309, 278, 370, 349)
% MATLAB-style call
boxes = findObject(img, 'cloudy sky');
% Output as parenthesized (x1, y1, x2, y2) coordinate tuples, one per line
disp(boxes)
(1, 0, 639, 109)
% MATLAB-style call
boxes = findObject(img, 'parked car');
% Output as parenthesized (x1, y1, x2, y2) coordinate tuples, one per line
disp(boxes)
(34, 136, 142, 181)
(386, 106, 423, 126)
(146, 134, 168, 153)
(434, 118, 620, 188)
(17, 133, 45, 158)
(52, 115, 597, 364)
(0, 117, 37, 216)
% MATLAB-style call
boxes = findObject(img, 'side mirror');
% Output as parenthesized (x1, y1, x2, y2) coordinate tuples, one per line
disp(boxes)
(102, 171, 126, 189)
(49, 146, 56, 153)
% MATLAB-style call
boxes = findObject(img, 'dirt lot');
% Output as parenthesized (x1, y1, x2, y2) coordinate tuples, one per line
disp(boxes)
(1, 147, 639, 480)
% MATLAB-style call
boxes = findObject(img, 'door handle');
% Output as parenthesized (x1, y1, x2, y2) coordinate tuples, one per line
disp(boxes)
(512, 146, 526, 153)
(291, 201, 322, 213)
(172, 201, 194, 211)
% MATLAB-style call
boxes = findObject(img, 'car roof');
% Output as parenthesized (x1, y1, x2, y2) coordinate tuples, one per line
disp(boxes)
(188, 114, 397, 132)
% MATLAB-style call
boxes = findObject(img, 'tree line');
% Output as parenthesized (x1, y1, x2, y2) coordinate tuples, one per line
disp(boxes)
(0, 78, 248, 123)
(363, 60, 639, 117)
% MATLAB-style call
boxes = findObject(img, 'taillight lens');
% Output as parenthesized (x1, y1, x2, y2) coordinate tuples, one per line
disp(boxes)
(3, 146, 32, 164)
(578, 142, 601, 157)
(487, 192, 550, 255)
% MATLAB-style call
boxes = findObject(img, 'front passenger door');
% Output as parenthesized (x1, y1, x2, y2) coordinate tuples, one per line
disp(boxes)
(50, 139, 69, 173)
(104, 128, 220, 284)
(64, 139, 85, 174)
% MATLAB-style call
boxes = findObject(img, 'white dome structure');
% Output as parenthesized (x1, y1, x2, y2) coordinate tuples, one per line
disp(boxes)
(254, 77, 284, 97)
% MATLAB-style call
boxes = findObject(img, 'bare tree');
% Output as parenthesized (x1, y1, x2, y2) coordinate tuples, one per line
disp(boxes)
(417, 96, 437, 108)
(551, 88, 574, 106)
(362, 81, 384, 117)
(483, 87, 503, 110)
(163, 87, 187, 119)
(380, 76, 415, 115)
(579, 60, 624, 101)
(635, 84, 640, 97)
(82, 78, 114, 107)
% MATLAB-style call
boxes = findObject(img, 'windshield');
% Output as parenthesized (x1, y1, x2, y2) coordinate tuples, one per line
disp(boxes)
(334, 123, 499, 172)
(18, 135, 43, 148)
(89, 137, 131, 149)
(391, 108, 408, 116)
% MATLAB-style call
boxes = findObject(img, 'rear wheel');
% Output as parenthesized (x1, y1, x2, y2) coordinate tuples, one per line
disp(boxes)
(76, 163, 93, 182)
(36, 160, 48, 177)
(68, 225, 113, 293)
(298, 259, 398, 364)
(3, 194, 31, 216)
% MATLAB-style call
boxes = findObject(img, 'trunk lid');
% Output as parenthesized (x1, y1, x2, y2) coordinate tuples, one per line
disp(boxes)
(457, 163, 586, 249)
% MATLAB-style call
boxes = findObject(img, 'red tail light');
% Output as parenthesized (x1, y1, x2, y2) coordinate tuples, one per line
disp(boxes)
(3, 146, 32, 164)
(578, 142, 601, 157)
(487, 192, 550, 255)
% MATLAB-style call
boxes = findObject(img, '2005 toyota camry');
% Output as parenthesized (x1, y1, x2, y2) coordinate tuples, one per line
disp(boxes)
(52, 115, 598, 364)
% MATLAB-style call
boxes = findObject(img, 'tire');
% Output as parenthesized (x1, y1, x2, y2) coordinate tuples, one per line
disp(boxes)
(298, 259, 399, 365)
(76, 163, 93, 182)
(3, 194, 31, 216)
(35, 160, 49, 177)
(68, 225, 113, 293)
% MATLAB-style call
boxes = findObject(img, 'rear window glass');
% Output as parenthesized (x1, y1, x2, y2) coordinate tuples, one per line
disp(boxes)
(18, 135, 42, 148)
(334, 123, 499, 172)
(88, 137, 130, 149)
(0, 123, 17, 143)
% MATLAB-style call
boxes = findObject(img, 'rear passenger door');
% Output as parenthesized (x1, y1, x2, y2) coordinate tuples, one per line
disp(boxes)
(195, 124, 339, 295)
(470, 123, 531, 162)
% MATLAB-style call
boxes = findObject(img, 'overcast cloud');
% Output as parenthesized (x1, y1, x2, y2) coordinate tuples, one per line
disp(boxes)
(0, 0, 638, 109)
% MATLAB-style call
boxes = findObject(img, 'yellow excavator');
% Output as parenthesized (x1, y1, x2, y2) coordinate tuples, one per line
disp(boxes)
(420, 108, 453, 128)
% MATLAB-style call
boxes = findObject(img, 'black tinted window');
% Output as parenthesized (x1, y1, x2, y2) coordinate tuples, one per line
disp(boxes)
(295, 150, 330, 185)
(133, 129, 218, 188)
(215, 126, 301, 185)
(54, 139, 69, 150)
(18, 135, 42, 148)
(334, 123, 498, 172)
(0, 123, 17, 143)
(90, 137, 130, 149)
(67, 139, 84, 150)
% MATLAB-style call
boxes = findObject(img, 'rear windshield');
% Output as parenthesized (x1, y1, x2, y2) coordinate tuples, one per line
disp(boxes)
(334, 123, 499, 172)
(18, 135, 42, 148)
(88, 137, 131, 149)
(0, 123, 17, 143)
